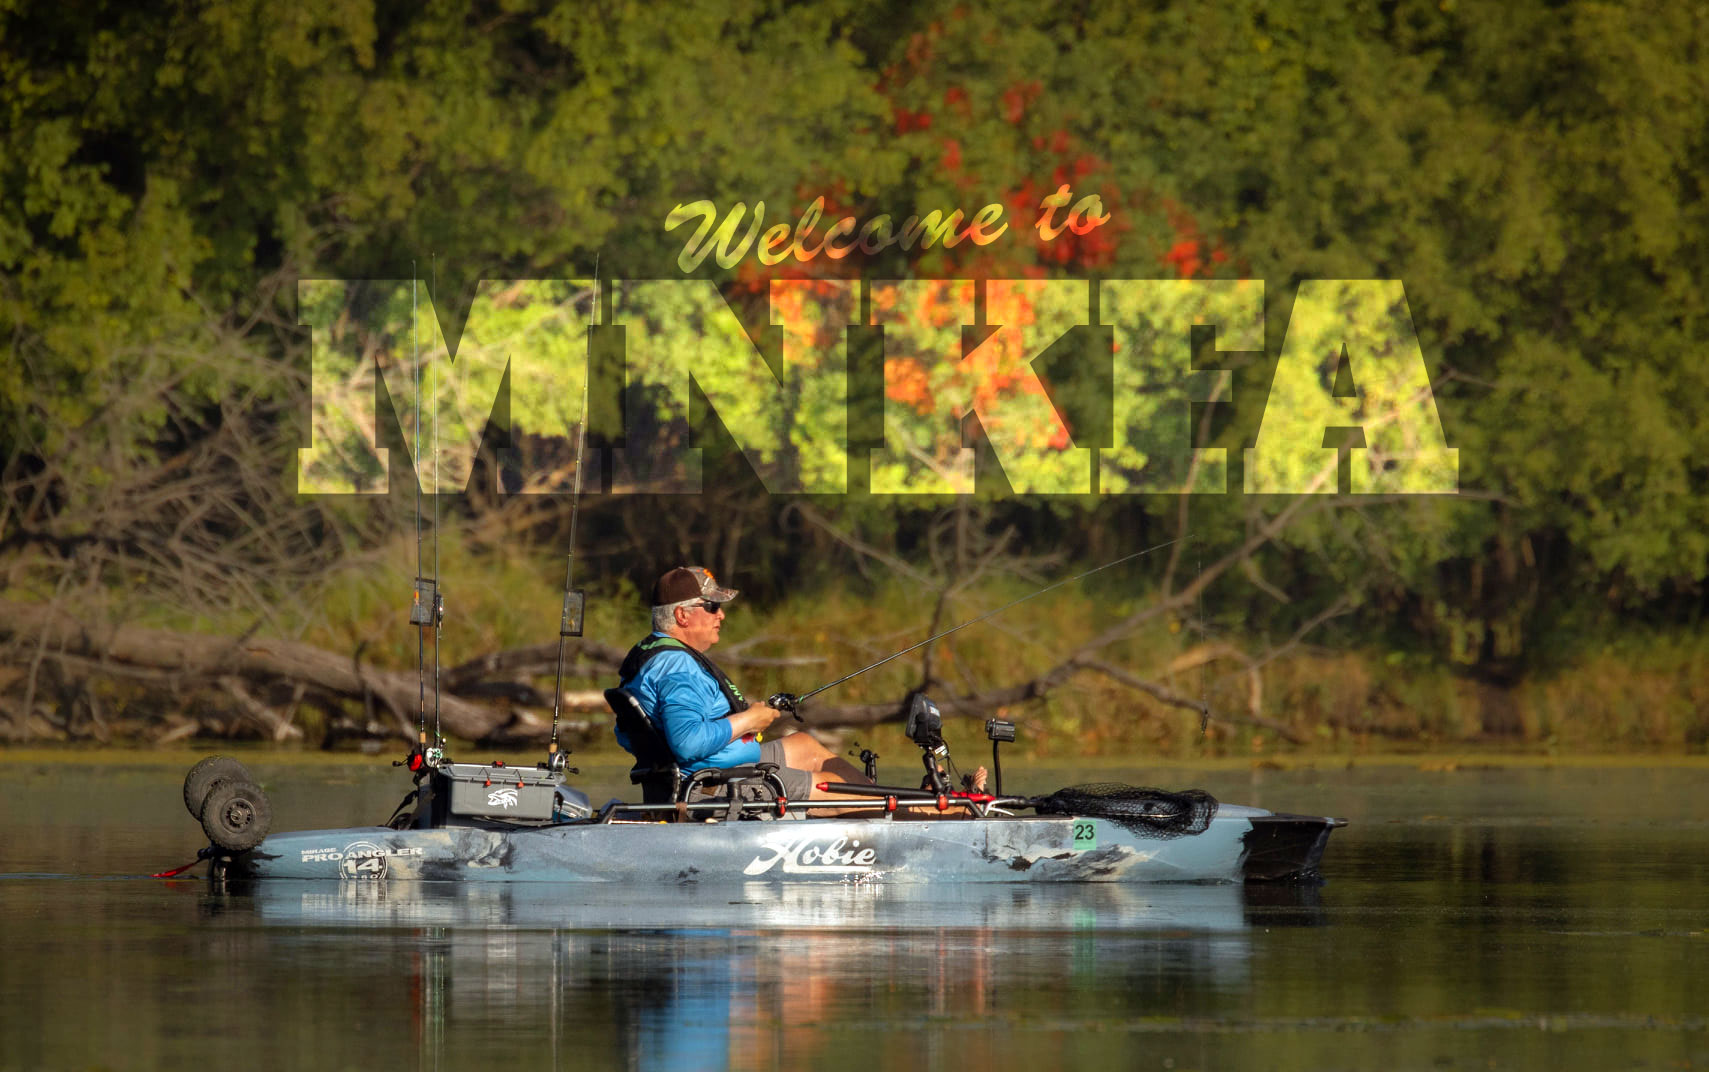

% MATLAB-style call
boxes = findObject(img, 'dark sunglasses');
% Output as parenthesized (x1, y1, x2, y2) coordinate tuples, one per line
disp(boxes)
(697, 600, 724, 613)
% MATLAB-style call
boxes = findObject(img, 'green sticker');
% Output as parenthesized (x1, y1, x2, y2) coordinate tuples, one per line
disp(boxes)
(1071, 819, 1097, 851)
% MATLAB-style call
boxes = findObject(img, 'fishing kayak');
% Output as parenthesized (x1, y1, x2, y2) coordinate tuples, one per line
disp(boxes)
(177, 692, 1343, 886)
(217, 804, 1341, 884)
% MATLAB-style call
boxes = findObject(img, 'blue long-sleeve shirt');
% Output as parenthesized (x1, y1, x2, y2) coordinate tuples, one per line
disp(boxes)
(620, 633, 761, 770)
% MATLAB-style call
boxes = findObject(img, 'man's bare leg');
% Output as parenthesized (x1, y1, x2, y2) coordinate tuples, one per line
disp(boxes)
(772, 731, 894, 814)
(780, 731, 989, 789)
(777, 731, 871, 784)
(776, 731, 995, 817)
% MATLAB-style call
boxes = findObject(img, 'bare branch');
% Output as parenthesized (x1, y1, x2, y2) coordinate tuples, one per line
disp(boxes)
(1070, 656, 1306, 745)
(0, 600, 507, 741)
(784, 503, 934, 586)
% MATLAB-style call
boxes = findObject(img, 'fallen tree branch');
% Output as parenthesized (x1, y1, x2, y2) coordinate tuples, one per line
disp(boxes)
(1071, 657, 1306, 744)
(0, 601, 834, 744)
(443, 637, 823, 695)
(0, 599, 508, 740)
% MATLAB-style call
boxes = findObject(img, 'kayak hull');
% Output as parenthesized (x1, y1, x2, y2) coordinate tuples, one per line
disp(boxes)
(221, 805, 1339, 884)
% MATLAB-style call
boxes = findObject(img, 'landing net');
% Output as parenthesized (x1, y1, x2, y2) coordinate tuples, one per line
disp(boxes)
(1033, 783, 1218, 840)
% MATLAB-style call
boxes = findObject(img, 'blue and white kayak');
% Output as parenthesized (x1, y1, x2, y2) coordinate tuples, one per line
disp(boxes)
(220, 805, 1341, 885)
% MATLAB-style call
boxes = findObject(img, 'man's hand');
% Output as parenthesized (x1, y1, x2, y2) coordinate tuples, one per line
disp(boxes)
(728, 702, 784, 742)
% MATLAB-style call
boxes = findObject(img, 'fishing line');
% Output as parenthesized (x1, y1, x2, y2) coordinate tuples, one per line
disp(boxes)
(771, 535, 1188, 713)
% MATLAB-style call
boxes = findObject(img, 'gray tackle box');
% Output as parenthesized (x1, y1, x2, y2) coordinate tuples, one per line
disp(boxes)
(440, 762, 564, 821)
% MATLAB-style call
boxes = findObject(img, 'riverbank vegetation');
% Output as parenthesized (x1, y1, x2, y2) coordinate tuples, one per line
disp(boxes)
(3, 1, 1705, 754)
(3, 525, 1705, 757)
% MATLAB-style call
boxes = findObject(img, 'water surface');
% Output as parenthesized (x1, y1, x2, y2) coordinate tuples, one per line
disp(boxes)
(1, 758, 1704, 1070)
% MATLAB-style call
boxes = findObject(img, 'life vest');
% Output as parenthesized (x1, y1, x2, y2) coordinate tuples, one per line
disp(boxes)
(617, 634, 750, 715)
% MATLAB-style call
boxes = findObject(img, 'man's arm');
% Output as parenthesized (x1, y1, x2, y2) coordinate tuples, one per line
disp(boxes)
(650, 654, 778, 763)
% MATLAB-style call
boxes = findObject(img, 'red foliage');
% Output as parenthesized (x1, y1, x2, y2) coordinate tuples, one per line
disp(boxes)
(861, 25, 1246, 282)
(1001, 80, 1043, 124)
(905, 31, 934, 69)
(894, 106, 933, 133)
(1164, 239, 1203, 279)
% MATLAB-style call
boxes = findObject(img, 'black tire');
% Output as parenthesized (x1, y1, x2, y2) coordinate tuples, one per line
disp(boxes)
(199, 778, 272, 852)
(183, 756, 252, 819)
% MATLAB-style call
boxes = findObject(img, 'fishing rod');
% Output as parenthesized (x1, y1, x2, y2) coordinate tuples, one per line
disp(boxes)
(406, 267, 445, 769)
(430, 255, 443, 753)
(412, 272, 424, 748)
(766, 535, 1187, 718)
(546, 265, 597, 772)
(1197, 547, 1208, 737)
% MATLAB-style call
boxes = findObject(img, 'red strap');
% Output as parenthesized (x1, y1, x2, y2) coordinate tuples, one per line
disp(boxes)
(151, 846, 217, 877)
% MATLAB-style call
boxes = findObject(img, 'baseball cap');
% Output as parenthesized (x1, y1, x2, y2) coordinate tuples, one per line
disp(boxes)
(651, 565, 739, 605)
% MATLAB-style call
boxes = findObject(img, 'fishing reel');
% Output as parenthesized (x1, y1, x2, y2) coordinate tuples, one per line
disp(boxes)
(396, 739, 445, 776)
(766, 692, 805, 722)
(542, 747, 578, 775)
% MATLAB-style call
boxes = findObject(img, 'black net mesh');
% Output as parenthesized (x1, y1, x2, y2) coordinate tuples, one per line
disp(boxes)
(1033, 783, 1219, 840)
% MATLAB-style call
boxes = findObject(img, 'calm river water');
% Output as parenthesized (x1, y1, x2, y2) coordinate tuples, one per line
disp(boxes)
(0, 757, 1704, 1071)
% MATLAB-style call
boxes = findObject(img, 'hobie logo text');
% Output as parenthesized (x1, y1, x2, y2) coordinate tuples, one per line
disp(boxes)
(743, 834, 879, 876)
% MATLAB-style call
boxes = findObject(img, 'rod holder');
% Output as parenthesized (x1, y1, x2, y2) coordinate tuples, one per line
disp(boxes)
(986, 718, 1016, 797)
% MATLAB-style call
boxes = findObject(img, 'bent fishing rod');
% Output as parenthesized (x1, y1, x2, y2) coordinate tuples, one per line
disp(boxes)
(766, 535, 1187, 719)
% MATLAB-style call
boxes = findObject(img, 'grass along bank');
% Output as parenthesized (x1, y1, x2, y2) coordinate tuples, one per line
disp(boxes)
(6, 535, 1708, 757)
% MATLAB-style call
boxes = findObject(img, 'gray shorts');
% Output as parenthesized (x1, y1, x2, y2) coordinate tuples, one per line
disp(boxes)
(753, 739, 815, 800)
(687, 741, 815, 802)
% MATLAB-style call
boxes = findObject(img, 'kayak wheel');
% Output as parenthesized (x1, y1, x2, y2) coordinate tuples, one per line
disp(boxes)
(199, 778, 272, 852)
(182, 756, 252, 819)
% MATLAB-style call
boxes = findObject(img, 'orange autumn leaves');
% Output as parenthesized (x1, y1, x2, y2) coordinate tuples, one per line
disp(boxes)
(767, 278, 1076, 485)
(878, 281, 1076, 462)
(876, 281, 1046, 426)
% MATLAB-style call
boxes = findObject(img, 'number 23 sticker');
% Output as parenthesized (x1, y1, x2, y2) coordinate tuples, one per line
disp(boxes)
(1071, 820, 1097, 850)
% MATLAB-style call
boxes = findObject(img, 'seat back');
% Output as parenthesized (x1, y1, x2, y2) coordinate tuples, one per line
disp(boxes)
(604, 687, 681, 804)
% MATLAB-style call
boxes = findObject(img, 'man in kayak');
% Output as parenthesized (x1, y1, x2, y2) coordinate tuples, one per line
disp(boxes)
(616, 565, 871, 801)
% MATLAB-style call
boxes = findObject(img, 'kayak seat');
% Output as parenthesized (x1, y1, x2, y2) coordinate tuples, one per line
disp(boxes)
(605, 687, 683, 804)
(681, 763, 788, 801)
(604, 688, 788, 811)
